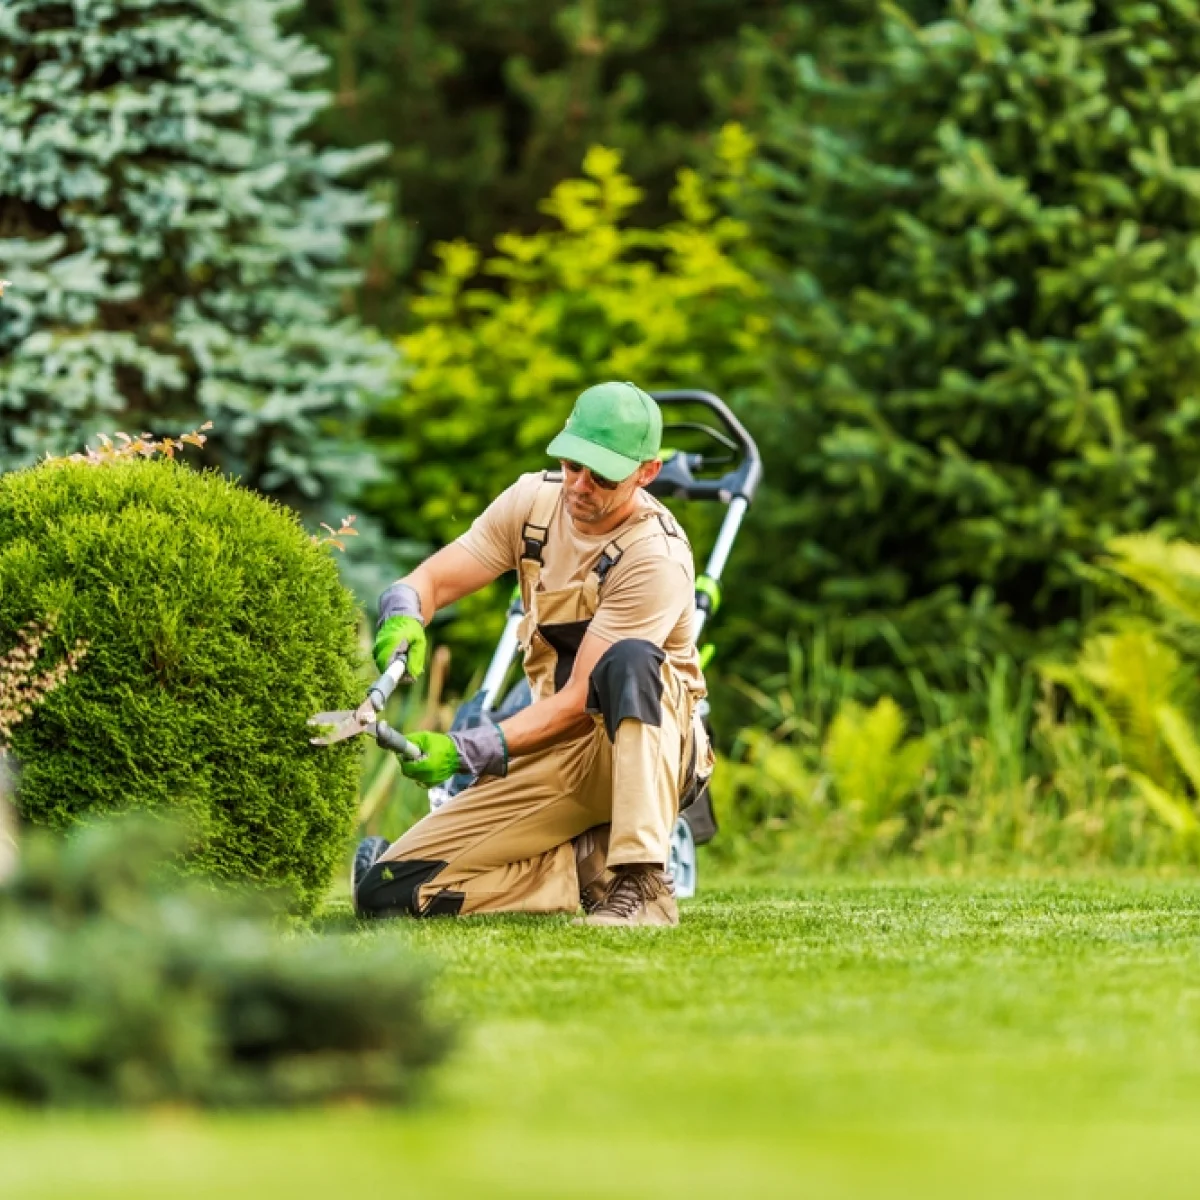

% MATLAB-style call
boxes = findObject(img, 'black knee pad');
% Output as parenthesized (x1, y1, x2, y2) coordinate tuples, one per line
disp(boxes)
(586, 638, 665, 741)
(355, 857, 464, 919)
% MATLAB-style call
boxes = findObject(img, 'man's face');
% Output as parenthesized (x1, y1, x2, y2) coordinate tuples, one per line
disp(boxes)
(559, 458, 659, 526)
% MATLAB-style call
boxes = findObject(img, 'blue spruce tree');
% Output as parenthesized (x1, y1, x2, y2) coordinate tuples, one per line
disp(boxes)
(0, 0, 393, 514)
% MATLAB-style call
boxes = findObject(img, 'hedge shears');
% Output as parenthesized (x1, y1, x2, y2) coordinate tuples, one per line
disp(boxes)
(308, 653, 424, 760)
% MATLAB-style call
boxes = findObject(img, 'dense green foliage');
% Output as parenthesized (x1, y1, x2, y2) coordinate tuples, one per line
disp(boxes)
(0, 0, 392, 514)
(12, 0, 1200, 866)
(292, 0, 807, 324)
(0, 458, 363, 911)
(708, 528, 1200, 868)
(713, 633, 1163, 869)
(736, 0, 1200, 691)
(0, 818, 450, 1106)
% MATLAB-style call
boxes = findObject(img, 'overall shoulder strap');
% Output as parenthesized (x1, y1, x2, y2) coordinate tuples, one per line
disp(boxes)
(521, 471, 563, 565)
(593, 510, 685, 586)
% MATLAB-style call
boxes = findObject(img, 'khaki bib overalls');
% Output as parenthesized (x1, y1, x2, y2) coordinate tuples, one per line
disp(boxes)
(377, 473, 709, 917)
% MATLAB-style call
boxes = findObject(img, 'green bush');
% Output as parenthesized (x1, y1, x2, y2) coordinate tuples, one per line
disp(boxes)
(0, 818, 451, 1107)
(736, 0, 1200, 693)
(0, 458, 363, 912)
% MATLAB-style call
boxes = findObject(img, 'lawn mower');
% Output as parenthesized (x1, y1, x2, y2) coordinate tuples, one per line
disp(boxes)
(426, 390, 762, 897)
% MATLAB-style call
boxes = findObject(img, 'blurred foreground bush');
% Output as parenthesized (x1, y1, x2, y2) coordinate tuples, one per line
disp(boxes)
(0, 818, 450, 1107)
(0, 457, 363, 913)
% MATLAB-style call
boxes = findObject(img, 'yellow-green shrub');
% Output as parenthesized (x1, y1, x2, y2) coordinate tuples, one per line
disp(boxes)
(1042, 533, 1200, 843)
(714, 695, 930, 867)
(364, 126, 768, 657)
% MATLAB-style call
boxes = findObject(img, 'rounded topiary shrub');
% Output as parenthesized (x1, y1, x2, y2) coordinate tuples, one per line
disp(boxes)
(0, 458, 363, 912)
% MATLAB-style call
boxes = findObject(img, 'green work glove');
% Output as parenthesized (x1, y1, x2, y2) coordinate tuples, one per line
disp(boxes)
(399, 731, 461, 787)
(373, 615, 427, 678)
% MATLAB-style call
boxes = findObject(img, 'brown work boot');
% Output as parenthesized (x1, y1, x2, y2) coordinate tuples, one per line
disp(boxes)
(574, 825, 614, 913)
(582, 864, 678, 927)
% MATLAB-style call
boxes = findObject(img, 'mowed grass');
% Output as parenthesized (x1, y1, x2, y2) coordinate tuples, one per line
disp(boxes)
(5, 874, 1200, 1199)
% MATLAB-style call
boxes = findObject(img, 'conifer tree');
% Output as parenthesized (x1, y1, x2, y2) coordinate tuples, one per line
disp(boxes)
(0, 0, 392, 513)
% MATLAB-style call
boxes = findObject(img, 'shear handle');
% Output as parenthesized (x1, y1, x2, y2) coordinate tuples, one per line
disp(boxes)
(375, 719, 424, 761)
(367, 652, 408, 712)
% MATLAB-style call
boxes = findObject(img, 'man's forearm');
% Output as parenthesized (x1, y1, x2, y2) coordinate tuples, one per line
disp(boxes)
(384, 543, 501, 623)
(499, 690, 594, 758)
(394, 568, 435, 624)
(387, 562, 464, 625)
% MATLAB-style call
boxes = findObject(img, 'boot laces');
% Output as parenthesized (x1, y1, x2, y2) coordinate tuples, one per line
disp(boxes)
(592, 867, 669, 919)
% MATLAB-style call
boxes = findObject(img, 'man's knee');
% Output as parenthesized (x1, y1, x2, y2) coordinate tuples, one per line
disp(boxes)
(587, 638, 665, 742)
(355, 856, 465, 919)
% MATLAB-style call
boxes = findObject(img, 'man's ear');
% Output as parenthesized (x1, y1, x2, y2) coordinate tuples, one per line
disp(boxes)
(637, 459, 663, 487)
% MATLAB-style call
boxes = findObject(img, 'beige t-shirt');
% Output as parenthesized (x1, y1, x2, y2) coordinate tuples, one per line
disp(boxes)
(457, 472, 705, 696)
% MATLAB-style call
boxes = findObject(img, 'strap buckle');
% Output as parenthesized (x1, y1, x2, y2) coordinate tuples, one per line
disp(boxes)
(521, 523, 549, 564)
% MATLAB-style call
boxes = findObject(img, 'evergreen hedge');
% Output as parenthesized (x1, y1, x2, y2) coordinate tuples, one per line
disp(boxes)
(0, 818, 451, 1107)
(737, 0, 1200, 693)
(0, 458, 363, 912)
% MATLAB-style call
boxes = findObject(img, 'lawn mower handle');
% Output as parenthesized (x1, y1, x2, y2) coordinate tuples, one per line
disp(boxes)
(648, 390, 762, 504)
(478, 589, 525, 713)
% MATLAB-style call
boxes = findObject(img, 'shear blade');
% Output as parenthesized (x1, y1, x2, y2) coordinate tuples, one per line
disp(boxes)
(309, 711, 352, 727)
(307, 711, 366, 745)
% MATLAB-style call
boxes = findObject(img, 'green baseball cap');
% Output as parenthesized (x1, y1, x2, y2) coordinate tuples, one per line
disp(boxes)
(546, 381, 662, 482)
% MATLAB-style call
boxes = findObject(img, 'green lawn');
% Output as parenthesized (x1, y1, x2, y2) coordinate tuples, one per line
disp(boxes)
(5, 875, 1200, 1199)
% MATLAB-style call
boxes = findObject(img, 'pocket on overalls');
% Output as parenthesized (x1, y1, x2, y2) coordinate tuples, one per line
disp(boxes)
(515, 608, 537, 652)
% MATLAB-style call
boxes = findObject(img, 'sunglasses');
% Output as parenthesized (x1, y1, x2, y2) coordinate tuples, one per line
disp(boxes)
(560, 459, 621, 491)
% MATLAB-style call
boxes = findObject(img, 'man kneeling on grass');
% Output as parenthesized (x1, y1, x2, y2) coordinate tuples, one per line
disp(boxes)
(353, 381, 712, 927)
